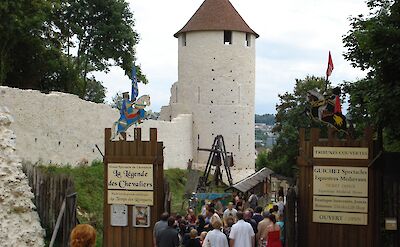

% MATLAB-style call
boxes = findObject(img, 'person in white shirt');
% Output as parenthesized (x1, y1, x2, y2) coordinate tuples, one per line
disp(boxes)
(277, 196, 285, 215)
(223, 202, 237, 221)
(229, 211, 255, 247)
(203, 219, 228, 247)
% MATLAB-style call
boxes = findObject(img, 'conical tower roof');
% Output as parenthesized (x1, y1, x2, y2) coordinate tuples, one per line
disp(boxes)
(174, 0, 259, 38)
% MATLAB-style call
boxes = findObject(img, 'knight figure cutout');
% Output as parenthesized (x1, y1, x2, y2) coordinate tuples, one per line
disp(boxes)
(306, 87, 347, 133)
(111, 65, 150, 140)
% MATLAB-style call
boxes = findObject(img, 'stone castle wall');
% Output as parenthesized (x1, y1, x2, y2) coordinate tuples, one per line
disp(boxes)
(0, 107, 44, 247)
(0, 86, 192, 169)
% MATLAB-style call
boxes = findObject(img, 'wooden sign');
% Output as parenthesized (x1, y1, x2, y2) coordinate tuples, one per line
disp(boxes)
(108, 163, 154, 190)
(108, 190, 154, 205)
(313, 166, 368, 197)
(312, 166, 368, 225)
(313, 146, 369, 159)
(313, 196, 368, 213)
(313, 211, 368, 225)
(103, 128, 164, 247)
(297, 128, 379, 247)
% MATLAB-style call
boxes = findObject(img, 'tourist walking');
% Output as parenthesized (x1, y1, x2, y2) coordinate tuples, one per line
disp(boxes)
(203, 219, 229, 247)
(261, 214, 281, 247)
(199, 231, 208, 245)
(184, 229, 201, 247)
(256, 212, 271, 245)
(196, 215, 206, 233)
(252, 206, 264, 225)
(154, 212, 169, 247)
(248, 191, 258, 210)
(223, 216, 235, 243)
(186, 208, 197, 225)
(277, 196, 285, 216)
(223, 202, 237, 220)
(244, 210, 258, 234)
(229, 211, 255, 247)
(157, 216, 180, 247)
(70, 224, 96, 247)
(276, 214, 285, 246)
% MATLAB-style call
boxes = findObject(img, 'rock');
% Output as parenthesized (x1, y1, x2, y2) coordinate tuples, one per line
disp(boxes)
(0, 109, 45, 246)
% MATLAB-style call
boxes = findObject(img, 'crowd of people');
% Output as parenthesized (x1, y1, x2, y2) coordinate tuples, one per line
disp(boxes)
(154, 191, 286, 247)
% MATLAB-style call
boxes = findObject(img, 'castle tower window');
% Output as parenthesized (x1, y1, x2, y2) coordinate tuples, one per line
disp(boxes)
(224, 30, 232, 45)
(182, 33, 187, 46)
(246, 33, 251, 47)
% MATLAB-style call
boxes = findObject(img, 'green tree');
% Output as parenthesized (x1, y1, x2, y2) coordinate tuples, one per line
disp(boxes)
(0, 0, 53, 85)
(256, 151, 268, 171)
(343, 0, 400, 150)
(58, 0, 147, 97)
(1, 0, 147, 104)
(263, 76, 328, 177)
(255, 114, 275, 125)
(84, 77, 106, 103)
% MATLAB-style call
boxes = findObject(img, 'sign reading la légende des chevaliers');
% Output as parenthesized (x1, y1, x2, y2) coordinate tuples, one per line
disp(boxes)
(312, 164, 369, 225)
(107, 163, 154, 206)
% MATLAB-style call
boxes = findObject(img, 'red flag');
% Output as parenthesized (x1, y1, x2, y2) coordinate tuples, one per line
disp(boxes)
(334, 96, 342, 113)
(326, 51, 334, 78)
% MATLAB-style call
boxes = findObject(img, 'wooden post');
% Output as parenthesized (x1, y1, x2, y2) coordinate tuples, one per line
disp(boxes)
(49, 199, 66, 247)
(285, 187, 296, 247)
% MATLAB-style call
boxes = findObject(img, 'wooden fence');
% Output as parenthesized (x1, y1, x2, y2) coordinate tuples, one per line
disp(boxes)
(382, 152, 400, 246)
(285, 186, 296, 247)
(296, 128, 381, 247)
(103, 128, 164, 247)
(23, 164, 77, 246)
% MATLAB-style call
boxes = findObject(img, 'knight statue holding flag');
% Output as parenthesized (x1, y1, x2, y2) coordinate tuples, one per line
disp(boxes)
(305, 52, 347, 133)
(111, 65, 150, 140)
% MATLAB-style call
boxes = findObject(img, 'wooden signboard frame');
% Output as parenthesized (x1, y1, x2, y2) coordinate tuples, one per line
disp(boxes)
(103, 128, 164, 247)
(297, 128, 381, 247)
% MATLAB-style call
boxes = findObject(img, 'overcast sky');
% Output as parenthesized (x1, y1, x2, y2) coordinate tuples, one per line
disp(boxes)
(92, 0, 370, 114)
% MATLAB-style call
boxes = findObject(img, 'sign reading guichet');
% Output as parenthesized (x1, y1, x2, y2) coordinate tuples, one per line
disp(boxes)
(313, 166, 368, 225)
(313, 166, 368, 197)
(313, 147, 368, 160)
(108, 163, 153, 191)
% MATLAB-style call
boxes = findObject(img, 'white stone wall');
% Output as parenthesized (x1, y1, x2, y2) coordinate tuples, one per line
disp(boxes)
(0, 107, 45, 247)
(161, 30, 256, 169)
(133, 114, 193, 169)
(0, 86, 193, 169)
(0, 86, 119, 165)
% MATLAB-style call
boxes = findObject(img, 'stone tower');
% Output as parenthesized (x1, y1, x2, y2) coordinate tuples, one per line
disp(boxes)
(160, 0, 258, 169)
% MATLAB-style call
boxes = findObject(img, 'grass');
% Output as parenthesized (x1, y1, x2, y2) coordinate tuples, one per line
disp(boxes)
(164, 168, 189, 214)
(40, 160, 104, 247)
(38, 163, 227, 246)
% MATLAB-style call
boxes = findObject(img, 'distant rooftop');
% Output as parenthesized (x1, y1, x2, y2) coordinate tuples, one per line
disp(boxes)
(174, 0, 259, 38)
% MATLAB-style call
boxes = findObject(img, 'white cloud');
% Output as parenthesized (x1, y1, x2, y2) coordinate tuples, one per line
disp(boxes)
(99, 0, 369, 114)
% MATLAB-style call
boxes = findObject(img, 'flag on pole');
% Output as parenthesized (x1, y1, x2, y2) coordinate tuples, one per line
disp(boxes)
(131, 64, 138, 101)
(326, 51, 334, 79)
